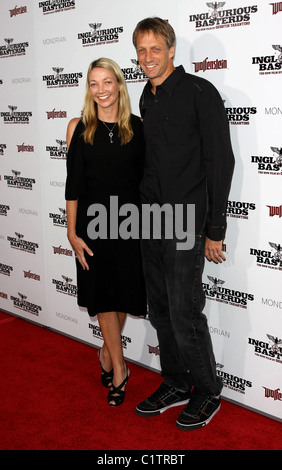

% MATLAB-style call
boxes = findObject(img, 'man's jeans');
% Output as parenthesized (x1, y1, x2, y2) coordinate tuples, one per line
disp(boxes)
(141, 234, 222, 395)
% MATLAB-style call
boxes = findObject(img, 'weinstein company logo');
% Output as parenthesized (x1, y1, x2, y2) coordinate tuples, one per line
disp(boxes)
(189, 2, 257, 31)
(42, 68, 82, 88)
(251, 146, 282, 175)
(7, 232, 39, 254)
(0, 106, 32, 124)
(38, 0, 75, 15)
(248, 334, 282, 363)
(46, 139, 67, 159)
(250, 242, 282, 270)
(252, 45, 282, 74)
(77, 23, 124, 47)
(216, 364, 252, 394)
(203, 276, 254, 308)
(4, 170, 35, 190)
(192, 57, 227, 73)
(0, 38, 29, 58)
(10, 292, 42, 316)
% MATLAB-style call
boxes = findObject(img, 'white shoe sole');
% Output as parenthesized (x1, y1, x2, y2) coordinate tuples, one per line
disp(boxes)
(176, 402, 221, 430)
(136, 398, 190, 417)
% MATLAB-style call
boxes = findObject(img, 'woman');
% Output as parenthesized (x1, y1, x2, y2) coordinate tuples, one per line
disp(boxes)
(65, 58, 147, 407)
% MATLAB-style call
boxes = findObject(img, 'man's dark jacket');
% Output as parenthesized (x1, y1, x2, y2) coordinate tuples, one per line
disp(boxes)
(139, 65, 235, 241)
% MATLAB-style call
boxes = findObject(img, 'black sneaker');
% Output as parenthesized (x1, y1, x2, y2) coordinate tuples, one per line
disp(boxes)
(176, 391, 221, 430)
(136, 382, 192, 417)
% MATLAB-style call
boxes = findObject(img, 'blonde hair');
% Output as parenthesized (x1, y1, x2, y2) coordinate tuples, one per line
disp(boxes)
(81, 58, 133, 145)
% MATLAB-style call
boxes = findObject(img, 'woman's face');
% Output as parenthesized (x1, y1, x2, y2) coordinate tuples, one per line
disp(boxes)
(88, 67, 120, 114)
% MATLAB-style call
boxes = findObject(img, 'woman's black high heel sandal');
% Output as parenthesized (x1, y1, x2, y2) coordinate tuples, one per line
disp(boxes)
(107, 367, 129, 407)
(98, 349, 113, 388)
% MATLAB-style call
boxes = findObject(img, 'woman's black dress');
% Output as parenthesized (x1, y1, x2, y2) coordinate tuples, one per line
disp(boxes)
(65, 115, 147, 317)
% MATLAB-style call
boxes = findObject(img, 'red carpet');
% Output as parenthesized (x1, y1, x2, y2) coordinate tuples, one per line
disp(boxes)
(0, 311, 281, 451)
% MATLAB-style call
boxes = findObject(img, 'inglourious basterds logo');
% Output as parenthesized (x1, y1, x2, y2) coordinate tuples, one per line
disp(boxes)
(42, 67, 83, 88)
(0, 106, 32, 124)
(4, 170, 36, 190)
(225, 104, 257, 125)
(7, 232, 39, 254)
(38, 0, 75, 15)
(0, 204, 10, 216)
(88, 323, 131, 348)
(251, 147, 282, 175)
(122, 61, 147, 84)
(10, 292, 42, 316)
(46, 139, 67, 159)
(49, 207, 67, 227)
(77, 23, 124, 47)
(216, 364, 252, 394)
(250, 241, 282, 270)
(202, 276, 254, 308)
(188, 2, 258, 31)
(227, 200, 256, 219)
(0, 263, 13, 276)
(252, 45, 282, 74)
(248, 334, 282, 363)
(52, 275, 77, 297)
(0, 38, 29, 58)
(0, 144, 6, 155)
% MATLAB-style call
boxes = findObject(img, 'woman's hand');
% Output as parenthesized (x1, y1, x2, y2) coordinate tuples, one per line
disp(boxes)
(68, 233, 93, 270)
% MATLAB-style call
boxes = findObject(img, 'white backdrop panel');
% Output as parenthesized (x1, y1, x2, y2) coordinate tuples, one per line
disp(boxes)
(0, 0, 281, 421)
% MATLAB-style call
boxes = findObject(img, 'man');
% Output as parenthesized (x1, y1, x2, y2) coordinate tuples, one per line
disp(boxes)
(132, 17, 234, 430)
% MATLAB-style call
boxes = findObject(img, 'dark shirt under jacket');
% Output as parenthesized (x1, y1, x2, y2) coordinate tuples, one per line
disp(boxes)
(139, 65, 235, 241)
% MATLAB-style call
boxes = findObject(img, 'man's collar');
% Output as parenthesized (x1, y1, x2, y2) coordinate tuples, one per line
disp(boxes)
(144, 65, 185, 97)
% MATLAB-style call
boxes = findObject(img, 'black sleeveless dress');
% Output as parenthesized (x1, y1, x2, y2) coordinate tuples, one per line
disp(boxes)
(65, 115, 147, 317)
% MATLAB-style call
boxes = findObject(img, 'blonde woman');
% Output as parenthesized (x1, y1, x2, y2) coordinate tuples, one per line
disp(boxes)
(65, 58, 146, 406)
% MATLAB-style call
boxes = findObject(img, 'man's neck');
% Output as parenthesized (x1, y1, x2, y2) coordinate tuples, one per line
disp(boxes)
(150, 65, 175, 95)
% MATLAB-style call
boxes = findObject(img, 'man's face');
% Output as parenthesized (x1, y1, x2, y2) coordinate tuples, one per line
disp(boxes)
(136, 30, 175, 87)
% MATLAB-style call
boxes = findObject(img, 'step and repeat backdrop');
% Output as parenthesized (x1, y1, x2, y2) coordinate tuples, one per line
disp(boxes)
(0, 0, 281, 421)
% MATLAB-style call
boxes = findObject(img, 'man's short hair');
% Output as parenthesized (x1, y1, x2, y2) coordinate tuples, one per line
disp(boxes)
(132, 17, 176, 49)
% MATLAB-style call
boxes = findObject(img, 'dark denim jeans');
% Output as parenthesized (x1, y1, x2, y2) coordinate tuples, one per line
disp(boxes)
(141, 234, 222, 395)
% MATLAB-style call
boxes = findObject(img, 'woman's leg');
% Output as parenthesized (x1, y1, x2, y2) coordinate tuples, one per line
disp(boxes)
(98, 312, 126, 372)
(97, 311, 129, 404)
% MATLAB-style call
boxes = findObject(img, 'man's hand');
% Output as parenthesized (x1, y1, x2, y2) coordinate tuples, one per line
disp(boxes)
(205, 237, 225, 264)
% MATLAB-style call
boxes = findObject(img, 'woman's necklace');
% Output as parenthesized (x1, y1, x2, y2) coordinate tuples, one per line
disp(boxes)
(102, 121, 117, 144)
